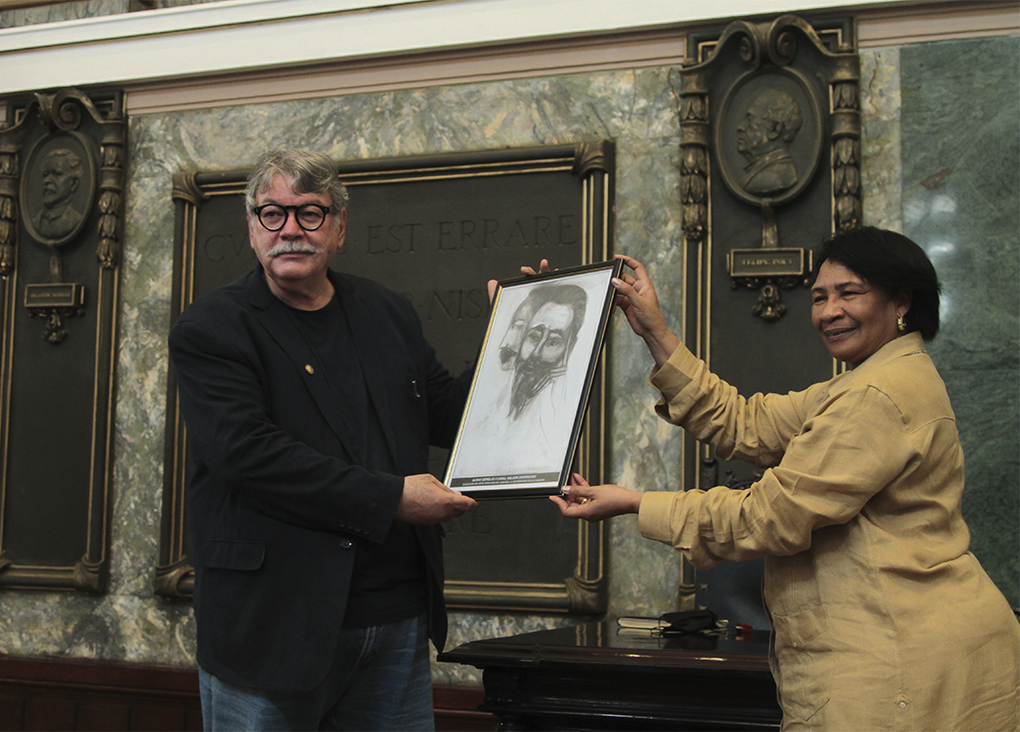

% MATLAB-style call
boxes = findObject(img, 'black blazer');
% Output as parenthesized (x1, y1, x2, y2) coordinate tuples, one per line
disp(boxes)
(168, 267, 469, 692)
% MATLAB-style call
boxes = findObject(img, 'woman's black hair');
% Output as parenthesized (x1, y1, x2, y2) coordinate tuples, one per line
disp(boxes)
(814, 226, 942, 340)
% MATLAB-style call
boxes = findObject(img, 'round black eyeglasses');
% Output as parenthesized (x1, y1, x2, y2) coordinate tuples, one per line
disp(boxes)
(252, 203, 332, 232)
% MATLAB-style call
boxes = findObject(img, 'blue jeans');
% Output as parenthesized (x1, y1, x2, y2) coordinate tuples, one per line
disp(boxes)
(199, 613, 434, 731)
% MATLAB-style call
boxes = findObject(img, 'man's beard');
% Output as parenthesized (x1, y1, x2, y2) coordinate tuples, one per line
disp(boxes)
(509, 357, 565, 420)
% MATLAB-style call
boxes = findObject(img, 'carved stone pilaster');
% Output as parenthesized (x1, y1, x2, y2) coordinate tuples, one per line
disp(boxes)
(0, 135, 24, 278)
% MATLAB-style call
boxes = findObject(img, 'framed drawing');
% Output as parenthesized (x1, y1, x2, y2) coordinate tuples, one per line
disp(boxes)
(444, 260, 622, 498)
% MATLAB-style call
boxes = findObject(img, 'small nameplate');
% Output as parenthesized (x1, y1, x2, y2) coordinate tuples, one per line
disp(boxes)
(728, 248, 809, 278)
(25, 283, 86, 309)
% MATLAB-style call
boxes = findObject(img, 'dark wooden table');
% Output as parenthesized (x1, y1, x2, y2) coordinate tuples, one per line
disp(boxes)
(438, 621, 782, 731)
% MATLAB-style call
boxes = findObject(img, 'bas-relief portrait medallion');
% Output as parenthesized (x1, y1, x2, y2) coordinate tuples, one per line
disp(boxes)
(19, 132, 97, 248)
(715, 69, 823, 208)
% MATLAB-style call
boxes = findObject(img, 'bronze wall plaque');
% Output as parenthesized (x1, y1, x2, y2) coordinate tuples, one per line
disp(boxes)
(160, 142, 613, 614)
(0, 88, 124, 592)
(674, 16, 859, 623)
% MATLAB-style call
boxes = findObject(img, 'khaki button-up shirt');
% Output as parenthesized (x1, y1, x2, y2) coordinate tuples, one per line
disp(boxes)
(638, 333, 1019, 731)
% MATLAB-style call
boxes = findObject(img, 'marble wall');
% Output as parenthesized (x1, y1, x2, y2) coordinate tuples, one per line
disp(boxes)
(0, 34, 1016, 688)
(0, 0, 220, 28)
(899, 36, 1020, 601)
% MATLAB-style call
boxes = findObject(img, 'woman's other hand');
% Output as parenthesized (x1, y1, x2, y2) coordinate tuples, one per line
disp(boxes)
(612, 254, 680, 368)
(487, 259, 551, 303)
(550, 473, 643, 522)
(521, 259, 551, 276)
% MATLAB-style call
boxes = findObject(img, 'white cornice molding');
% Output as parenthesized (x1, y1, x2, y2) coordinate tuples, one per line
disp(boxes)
(0, 0, 1016, 113)
(0, 0, 1001, 96)
(123, 28, 690, 114)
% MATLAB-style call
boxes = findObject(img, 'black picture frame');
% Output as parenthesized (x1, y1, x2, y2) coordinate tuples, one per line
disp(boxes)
(444, 259, 622, 498)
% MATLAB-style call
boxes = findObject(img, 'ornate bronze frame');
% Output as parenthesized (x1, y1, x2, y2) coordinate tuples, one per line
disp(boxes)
(0, 88, 124, 592)
(673, 16, 859, 609)
(158, 143, 612, 615)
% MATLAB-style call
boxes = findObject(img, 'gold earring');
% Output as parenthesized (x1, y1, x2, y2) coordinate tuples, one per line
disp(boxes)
(897, 315, 906, 332)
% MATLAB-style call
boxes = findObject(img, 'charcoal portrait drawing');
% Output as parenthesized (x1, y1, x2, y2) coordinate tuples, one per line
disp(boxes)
(445, 263, 618, 494)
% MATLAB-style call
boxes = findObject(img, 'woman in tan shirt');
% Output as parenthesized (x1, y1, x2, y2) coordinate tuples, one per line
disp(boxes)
(553, 227, 1019, 731)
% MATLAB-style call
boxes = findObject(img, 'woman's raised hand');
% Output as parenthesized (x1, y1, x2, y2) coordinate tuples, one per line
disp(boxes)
(612, 254, 679, 367)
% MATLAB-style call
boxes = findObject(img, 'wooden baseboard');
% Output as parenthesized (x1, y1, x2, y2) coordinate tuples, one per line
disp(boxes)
(0, 654, 493, 731)
(0, 654, 203, 731)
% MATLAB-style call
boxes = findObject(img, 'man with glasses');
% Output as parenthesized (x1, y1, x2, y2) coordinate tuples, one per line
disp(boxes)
(169, 149, 478, 731)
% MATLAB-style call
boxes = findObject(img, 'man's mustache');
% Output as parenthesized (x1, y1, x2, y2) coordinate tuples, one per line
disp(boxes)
(266, 241, 319, 257)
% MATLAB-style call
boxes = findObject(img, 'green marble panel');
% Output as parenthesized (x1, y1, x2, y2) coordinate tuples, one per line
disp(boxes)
(0, 1, 127, 28)
(900, 35, 1020, 606)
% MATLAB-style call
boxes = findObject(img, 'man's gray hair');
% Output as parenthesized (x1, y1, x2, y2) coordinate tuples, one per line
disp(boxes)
(244, 149, 349, 229)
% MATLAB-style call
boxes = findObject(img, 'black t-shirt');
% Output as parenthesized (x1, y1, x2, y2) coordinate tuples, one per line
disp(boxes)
(287, 297, 428, 628)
